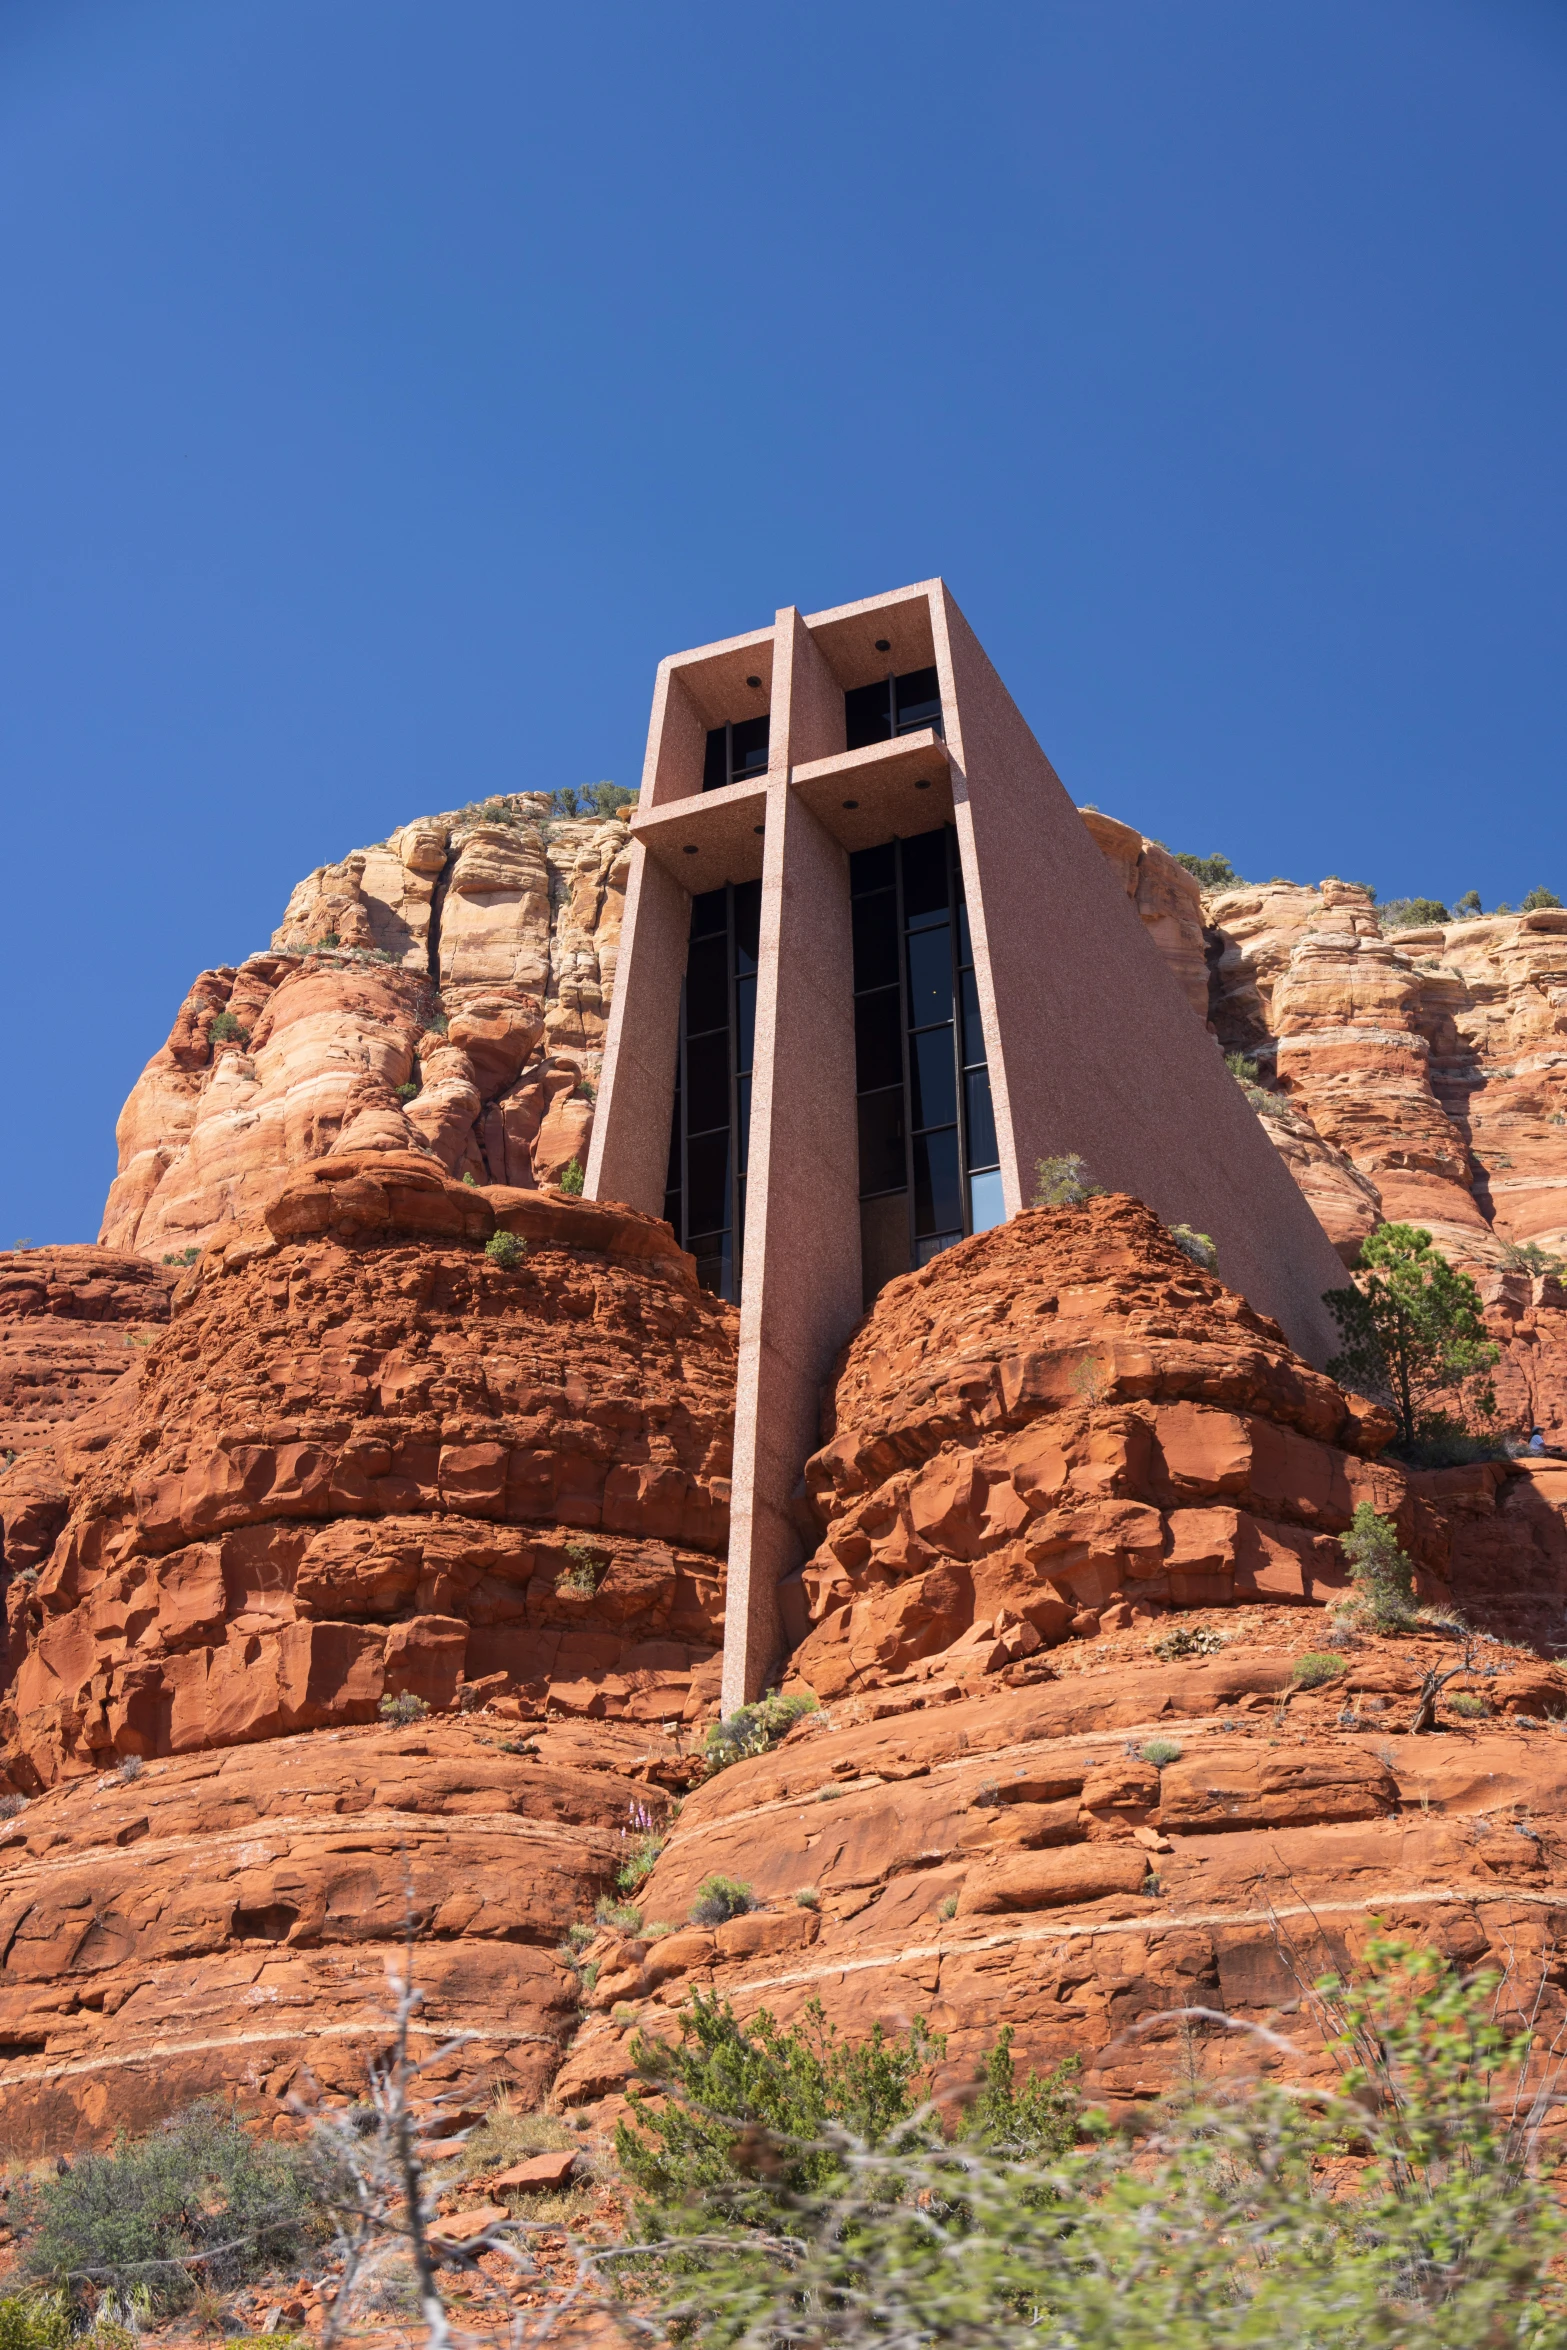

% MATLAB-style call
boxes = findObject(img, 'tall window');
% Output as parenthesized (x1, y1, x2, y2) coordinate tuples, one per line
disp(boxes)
(703, 716, 770, 792)
(850, 827, 1003, 1302)
(844, 665, 945, 752)
(663, 881, 760, 1300)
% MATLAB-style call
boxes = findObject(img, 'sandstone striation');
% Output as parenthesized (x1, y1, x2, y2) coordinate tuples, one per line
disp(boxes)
(101, 797, 628, 1261)
(6, 1154, 736, 1792)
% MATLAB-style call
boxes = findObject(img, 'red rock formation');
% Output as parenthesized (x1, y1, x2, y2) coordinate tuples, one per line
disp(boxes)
(782, 1194, 1429, 1702)
(101, 798, 628, 1260)
(0, 1249, 176, 1633)
(6, 1154, 735, 1792)
(0, 1712, 679, 2155)
(546, 1205, 1567, 2127)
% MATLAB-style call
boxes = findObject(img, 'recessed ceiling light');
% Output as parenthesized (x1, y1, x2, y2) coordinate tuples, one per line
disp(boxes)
(683, 845, 699, 855)
(874, 638, 890, 653)
(746, 675, 762, 688)
(914, 779, 931, 791)
(842, 798, 859, 810)
(752, 824, 764, 835)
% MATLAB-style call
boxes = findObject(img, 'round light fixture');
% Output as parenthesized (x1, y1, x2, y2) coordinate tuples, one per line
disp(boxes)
(842, 798, 859, 810)
(746, 674, 762, 688)
(914, 779, 931, 791)
(682, 845, 699, 856)
(752, 824, 764, 835)
(874, 638, 891, 653)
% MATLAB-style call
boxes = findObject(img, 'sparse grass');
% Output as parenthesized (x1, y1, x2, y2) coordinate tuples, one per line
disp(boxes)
(377, 1692, 429, 1726)
(690, 1875, 759, 1927)
(1293, 1651, 1346, 1689)
(794, 1887, 820, 1909)
(0, 2291, 71, 2350)
(938, 1894, 958, 1920)
(1140, 1738, 1183, 1767)
(704, 1689, 818, 1775)
(459, 2094, 575, 2180)
(1150, 1623, 1227, 1660)
(595, 1895, 644, 1934)
(1447, 1691, 1490, 1720)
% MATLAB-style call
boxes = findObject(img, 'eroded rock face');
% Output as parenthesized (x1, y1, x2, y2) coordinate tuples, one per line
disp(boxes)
(557, 1618, 1567, 2122)
(0, 1714, 673, 2155)
(0, 1250, 177, 1635)
(782, 1195, 1445, 1703)
(101, 798, 628, 1260)
(5, 1156, 736, 1790)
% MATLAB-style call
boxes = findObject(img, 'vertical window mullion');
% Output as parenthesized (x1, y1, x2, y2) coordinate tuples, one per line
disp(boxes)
(677, 977, 689, 1252)
(894, 837, 917, 1269)
(726, 883, 740, 1298)
(948, 830, 970, 1234)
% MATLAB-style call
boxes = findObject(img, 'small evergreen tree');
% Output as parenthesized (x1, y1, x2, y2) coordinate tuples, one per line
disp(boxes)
(1033, 1153, 1101, 1207)
(1522, 886, 1562, 912)
(1173, 850, 1243, 890)
(1339, 1501, 1417, 1631)
(1324, 1223, 1499, 1454)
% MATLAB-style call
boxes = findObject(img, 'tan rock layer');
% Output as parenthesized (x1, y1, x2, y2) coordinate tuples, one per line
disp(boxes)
(101, 797, 629, 1261)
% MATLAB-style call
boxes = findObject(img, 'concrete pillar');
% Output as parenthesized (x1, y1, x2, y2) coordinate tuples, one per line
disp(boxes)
(721, 620, 860, 1712)
(583, 841, 687, 1217)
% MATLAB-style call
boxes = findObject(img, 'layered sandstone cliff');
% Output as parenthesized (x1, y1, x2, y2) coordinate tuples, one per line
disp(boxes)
(101, 797, 628, 1261)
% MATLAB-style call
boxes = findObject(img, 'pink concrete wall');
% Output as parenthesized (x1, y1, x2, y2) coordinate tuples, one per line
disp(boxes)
(931, 582, 1347, 1365)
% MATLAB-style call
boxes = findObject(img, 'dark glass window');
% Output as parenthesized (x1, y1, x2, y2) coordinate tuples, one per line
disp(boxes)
(850, 824, 1003, 1302)
(662, 877, 762, 1302)
(906, 926, 953, 1026)
(702, 716, 771, 792)
(845, 667, 945, 752)
(857, 1088, 906, 1196)
(910, 1025, 957, 1131)
(851, 892, 899, 991)
(854, 991, 903, 1094)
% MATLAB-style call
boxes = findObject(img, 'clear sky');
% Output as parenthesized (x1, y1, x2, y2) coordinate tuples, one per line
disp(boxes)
(3, 0, 1565, 1246)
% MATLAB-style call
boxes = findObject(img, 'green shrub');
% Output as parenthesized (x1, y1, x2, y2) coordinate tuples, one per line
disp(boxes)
(1325, 1222, 1501, 1455)
(690, 1876, 759, 1927)
(207, 1010, 248, 1048)
(1168, 1222, 1218, 1272)
(794, 1886, 820, 1909)
(703, 1689, 817, 1775)
(1150, 1622, 1226, 1659)
(1522, 887, 1562, 912)
(557, 1541, 605, 1597)
(161, 1247, 200, 1266)
(460, 1171, 478, 1187)
(1501, 1238, 1563, 1275)
(1173, 850, 1243, 891)
(395, 1080, 419, 1103)
(377, 1691, 429, 1726)
(558, 1158, 586, 1197)
(1292, 1651, 1345, 1688)
(0, 2294, 71, 2350)
(621, 1944, 1567, 2350)
(1032, 1153, 1101, 1208)
(1380, 896, 1451, 929)
(595, 1895, 644, 1933)
(1447, 1690, 1489, 1719)
(484, 1230, 526, 1269)
(1140, 1737, 1183, 1767)
(20, 2105, 328, 2312)
(548, 783, 636, 820)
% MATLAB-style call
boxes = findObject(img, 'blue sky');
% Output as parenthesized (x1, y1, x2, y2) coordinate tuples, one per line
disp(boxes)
(3, 0, 1565, 1244)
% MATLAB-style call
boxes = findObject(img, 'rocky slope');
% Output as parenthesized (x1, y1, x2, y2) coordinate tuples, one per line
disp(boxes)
(7, 1190, 1567, 2157)
(549, 1204, 1567, 2123)
(101, 796, 627, 1261)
